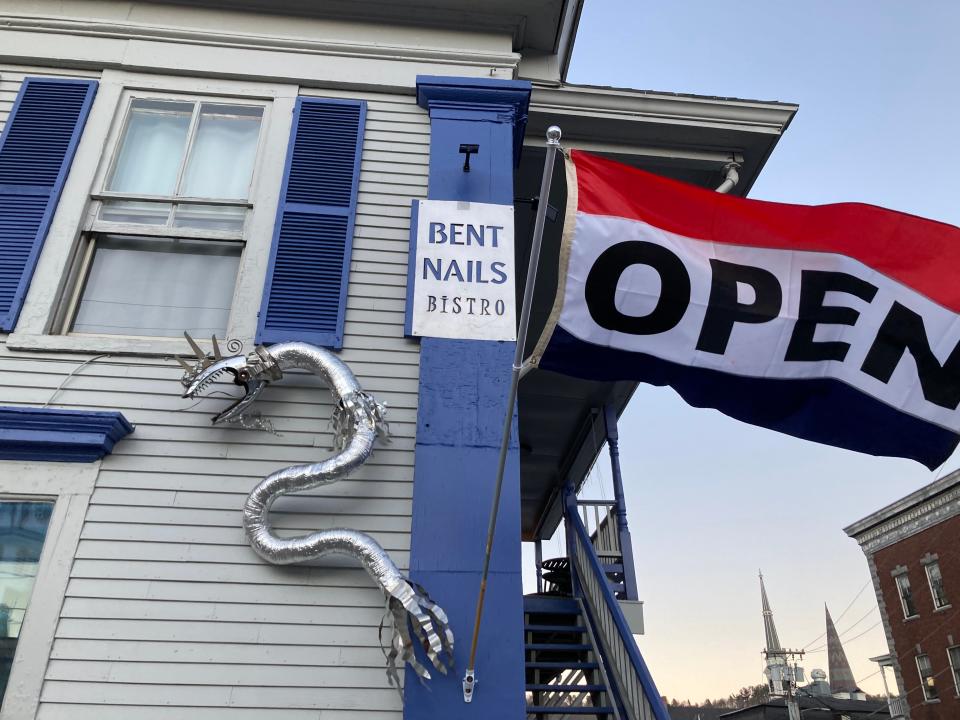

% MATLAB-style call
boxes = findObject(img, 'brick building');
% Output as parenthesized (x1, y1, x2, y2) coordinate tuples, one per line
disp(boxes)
(846, 470, 960, 720)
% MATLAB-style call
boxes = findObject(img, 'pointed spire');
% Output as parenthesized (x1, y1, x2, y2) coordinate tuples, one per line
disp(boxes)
(760, 571, 782, 652)
(825, 604, 859, 694)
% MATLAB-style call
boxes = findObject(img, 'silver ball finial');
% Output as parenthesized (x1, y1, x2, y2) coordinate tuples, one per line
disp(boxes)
(546, 126, 561, 145)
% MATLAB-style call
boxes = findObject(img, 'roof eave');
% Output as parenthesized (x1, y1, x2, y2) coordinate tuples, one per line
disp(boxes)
(844, 468, 960, 539)
(527, 83, 798, 195)
(557, 0, 585, 82)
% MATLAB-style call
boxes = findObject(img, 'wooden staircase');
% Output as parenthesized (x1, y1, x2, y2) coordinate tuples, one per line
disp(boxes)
(524, 595, 616, 718)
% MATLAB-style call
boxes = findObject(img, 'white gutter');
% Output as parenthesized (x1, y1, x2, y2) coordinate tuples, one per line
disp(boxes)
(715, 162, 741, 194)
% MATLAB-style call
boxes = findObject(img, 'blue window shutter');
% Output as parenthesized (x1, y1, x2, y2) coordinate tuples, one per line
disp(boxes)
(256, 97, 366, 349)
(0, 78, 97, 332)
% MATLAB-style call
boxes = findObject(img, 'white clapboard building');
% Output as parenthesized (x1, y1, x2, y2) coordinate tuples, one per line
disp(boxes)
(0, 2, 796, 719)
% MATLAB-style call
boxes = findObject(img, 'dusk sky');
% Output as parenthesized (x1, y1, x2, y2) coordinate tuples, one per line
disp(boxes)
(522, 0, 960, 702)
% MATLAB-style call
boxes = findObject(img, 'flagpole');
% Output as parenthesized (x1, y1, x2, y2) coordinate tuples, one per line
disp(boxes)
(462, 126, 562, 703)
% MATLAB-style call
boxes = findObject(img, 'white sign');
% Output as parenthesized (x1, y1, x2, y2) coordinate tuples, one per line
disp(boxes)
(409, 200, 516, 341)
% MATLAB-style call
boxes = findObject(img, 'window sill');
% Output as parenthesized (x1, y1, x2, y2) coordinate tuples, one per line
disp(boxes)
(922, 698, 941, 704)
(934, 604, 952, 613)
(5, 331, 246, 358)
(903, 615, 920, 622)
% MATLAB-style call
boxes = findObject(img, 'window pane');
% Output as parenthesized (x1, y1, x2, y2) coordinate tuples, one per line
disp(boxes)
(173, 204, 246, 232)
(917, 654, 939, 700)
(926, 562, 949, 608)
(71, 236, 241, 338)
(99, 200, 172, 225)
(950, 646, 960, 691)
(0, 501, 54, 703)
(180, 104, 263, 200)
(107, 100, 193, 195)
(896, 574, 917, 617)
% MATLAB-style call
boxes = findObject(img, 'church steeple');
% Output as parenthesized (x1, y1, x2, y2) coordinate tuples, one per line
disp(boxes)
(756, 573, 807, 703)
(825, 604, 860, 695)
(760, 571, 782, 652)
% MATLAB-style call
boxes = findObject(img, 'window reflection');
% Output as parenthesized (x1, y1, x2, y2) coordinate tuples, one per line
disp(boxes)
(925, 561, 949, 609)
(896, 573, 918, 618)
(916, 653, 939, 701)
(71, 235, 241, 338)
(0, 501, 54, 703)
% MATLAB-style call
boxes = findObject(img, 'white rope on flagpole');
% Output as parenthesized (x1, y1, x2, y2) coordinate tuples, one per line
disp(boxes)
(462, 126, 562, 703)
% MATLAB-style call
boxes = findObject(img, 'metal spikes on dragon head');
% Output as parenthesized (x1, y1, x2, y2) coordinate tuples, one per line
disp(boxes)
(176, 332, 281, 426)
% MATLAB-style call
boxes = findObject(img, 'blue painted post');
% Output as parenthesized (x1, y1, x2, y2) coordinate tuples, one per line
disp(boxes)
(603, 404, 638, 601)
(562, 481, 581, 600)
(535, 538, 543, 594)
(404, 76, 531, 720)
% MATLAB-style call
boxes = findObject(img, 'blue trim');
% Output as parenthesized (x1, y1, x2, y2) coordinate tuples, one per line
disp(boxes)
(564, 492, 671, 720)
(541, 326, 958, 469)
(407, 341, 524, 720)
(255, 97, 366, 349)
(602, 404, 638, 601)
(282, 202, 352, 216)
(0, 406, 133, 462)
(404, 199, 419, 338)
(427, 104, 515, 122)
(256, 95, 304, 345)
(416, 76, 531, 167)
(416, 76, 531, 117)
(0, 184, 51, 196)
(0, 78, 97, 332)
(337, 100, 366, 349)
(404, 76, 531, 720)
(421, 112, 517, 206)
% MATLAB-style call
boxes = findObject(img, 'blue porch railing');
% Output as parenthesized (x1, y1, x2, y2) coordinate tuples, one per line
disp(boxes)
(564, 490, 671, 720)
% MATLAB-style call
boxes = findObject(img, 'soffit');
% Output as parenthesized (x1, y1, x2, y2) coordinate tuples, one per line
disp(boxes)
(527, 83, 798, 195)
(155, 0, 568, 52)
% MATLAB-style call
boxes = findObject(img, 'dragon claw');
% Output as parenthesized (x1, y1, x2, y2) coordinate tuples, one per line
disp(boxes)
(381, 578, 455, 686)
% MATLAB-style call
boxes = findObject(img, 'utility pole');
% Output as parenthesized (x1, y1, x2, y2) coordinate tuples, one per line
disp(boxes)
(762, 645, 805, 713)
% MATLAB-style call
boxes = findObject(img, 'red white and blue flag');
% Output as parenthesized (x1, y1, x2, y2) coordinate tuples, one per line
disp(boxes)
(530, 150, 960, 469)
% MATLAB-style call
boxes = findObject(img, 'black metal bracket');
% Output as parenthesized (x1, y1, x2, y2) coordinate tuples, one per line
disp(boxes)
(459, 143, 479, 172)
(515, 196, 560, 222)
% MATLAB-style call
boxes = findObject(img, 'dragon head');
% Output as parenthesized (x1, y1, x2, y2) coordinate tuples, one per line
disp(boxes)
(177, 333, 282, 426)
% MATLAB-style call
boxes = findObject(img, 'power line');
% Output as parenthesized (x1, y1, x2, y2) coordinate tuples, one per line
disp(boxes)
(802, 578, 872, 650)
(839, 620, 883, 647)
(834, 580, 873, 625)
(806, 607, 880, 653)
(806, 621, 882, 654)
(862, 664, 955, 718)
(838, 606, 878, 637)
(854, 596, 960, 687)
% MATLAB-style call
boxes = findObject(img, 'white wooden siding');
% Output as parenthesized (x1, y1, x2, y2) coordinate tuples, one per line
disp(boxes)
(0, 65, 100, 134)
(1, 71, 428, 719)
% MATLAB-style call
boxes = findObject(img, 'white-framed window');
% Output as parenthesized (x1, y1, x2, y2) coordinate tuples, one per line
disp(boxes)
(54, 93, 268, 340)
(6, 71, 296, 356)
(0, 462, 99, 719)
(924, 560, 949, 610)
(895, 572, 919, 618)
(0, 499, 55, 704)
(948, 645, 960, 696)
(916, 653, 939, 702)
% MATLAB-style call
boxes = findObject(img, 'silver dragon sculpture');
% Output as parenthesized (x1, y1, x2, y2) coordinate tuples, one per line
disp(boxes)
(176, 334, 454, 687)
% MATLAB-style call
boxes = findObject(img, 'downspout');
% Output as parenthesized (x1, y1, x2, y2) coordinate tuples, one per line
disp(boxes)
(715, 162, 741, 194)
